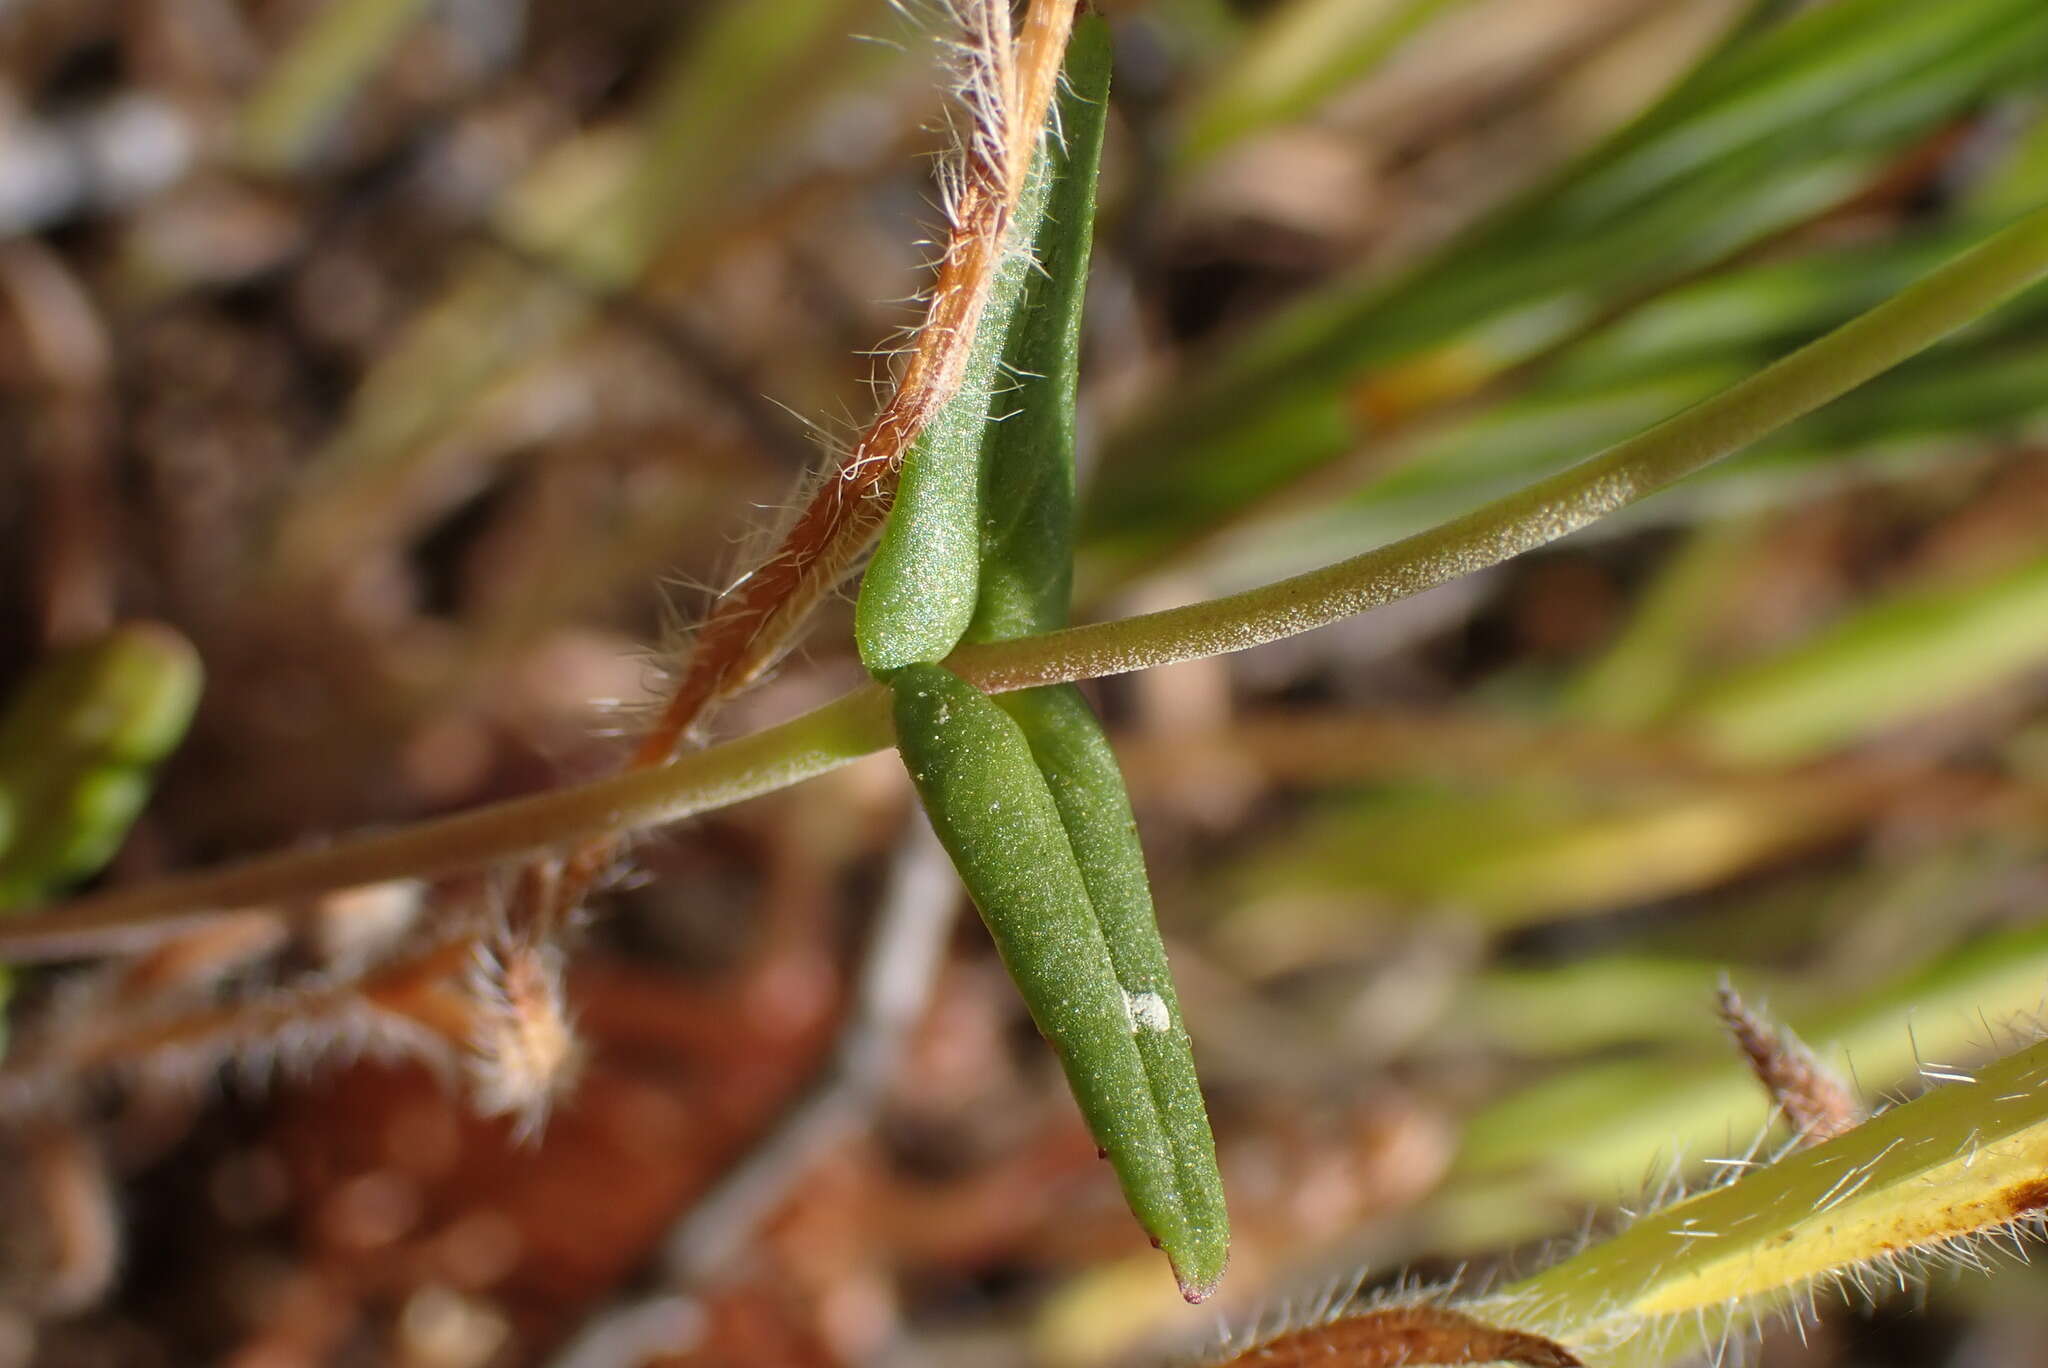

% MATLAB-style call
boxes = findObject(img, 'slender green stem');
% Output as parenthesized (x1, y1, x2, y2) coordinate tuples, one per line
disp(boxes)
(5, 203, 2046, 960)
(0, 688, 893, 959)
(951, 202, 2048, 692)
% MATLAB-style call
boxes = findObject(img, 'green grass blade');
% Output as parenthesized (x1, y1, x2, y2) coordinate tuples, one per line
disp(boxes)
(1149, 220, 2048, 593)
(1175, 0, 1466, 168)
(270, 0, 875, 577)
(237, 0, 436, 171)
(1564, 520, 1760, 729)
(1675, 550, 2048, 761)
(1227, 775, 1864, 926)
(1444, 910, 2048, 1244)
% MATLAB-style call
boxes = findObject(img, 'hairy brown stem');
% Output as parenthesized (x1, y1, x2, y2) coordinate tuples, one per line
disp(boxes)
(0, 936, 478, 1117)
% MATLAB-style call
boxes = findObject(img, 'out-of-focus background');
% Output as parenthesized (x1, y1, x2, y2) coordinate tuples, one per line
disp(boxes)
(1, 0, 2047, 1364)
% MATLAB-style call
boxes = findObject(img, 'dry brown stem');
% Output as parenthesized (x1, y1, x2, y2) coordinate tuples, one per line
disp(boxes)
(0, 242, 117, 644)
(19, 1119, 120, 1314)
(6, 945, 457, 1098)
(0, 931, 496, 1130)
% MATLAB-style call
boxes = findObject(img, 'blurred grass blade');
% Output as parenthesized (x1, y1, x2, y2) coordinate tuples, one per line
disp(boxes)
(890, 663, 1229, 1301)
(0, 625, 203, 908)
(1226, 774, 1865, 926)
(1675, 550, 2048, 761)
(565, 0, 876, 288)
(1176, 0, 1466, 168)
(1457, 955, 1739, 1058)
(1191, 215, 2048, 591)
(238, 0, 437, 171)
(1082, 0, 2048, 578)
(269, 0, 877, 577)
(1564, 519, 1759, 728)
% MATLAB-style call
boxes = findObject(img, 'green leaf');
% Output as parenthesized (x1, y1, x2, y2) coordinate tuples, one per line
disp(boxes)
(854, 117, 1062, 671)
(995, 681, 1227, 1296)
(889, 662, 1229, 1302)
(0, 624, 204, 909)
(237, 0, 438, 171)
(965, 16, 1113, 645)
(1146, 213, 2048, 592)
(881, 24, 1228, 1297)
(1441, 906, 2048, 1252)
(1563, 520, 1760, 729)
(860, 15, 1115, 669)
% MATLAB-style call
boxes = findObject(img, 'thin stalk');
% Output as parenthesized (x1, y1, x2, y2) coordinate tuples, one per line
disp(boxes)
(0, 689, 894, 960)
(951, 201, 2048, 692)
(6, 202, 2047, 960)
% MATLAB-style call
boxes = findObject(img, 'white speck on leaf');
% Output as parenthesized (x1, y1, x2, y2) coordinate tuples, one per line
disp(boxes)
(1125, 990, 1170, 1033)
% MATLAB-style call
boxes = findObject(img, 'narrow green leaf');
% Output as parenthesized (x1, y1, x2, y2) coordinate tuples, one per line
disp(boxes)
(888, 662, 1229, 1301)
(268, 0, 877, 575)
(966, 15, 1112, 645)
(0, 624, 204, 908)
(901, 23, 1228, 1298)
(1228, 776, 1863, 926)
(237, 0, 436, 171)
(1097, 213, 2048, 593)
(995, 681, 1227, 1298)
(1444, 910, 2048, 1250)
(853, 126, 1060, 671)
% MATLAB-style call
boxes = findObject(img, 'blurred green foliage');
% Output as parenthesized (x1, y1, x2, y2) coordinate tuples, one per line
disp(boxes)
(1084, 0, 2048, 583)
(0, 625, 202, 910)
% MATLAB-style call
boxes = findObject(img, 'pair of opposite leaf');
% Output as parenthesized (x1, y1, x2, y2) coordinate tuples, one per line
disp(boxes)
(854, 20, 1231, 1304)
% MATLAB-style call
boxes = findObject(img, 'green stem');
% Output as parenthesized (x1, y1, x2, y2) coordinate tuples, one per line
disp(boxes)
(6, 203, 2047, 959)
(951, 202, 2048, 692)
(0, 688, 893, 959)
